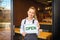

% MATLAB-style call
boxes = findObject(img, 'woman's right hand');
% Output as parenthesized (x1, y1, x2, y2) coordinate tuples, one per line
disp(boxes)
(22, 32, 26, 36)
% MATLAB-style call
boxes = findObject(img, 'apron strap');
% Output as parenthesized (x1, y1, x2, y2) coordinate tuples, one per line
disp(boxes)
(23, 19, 35, 31)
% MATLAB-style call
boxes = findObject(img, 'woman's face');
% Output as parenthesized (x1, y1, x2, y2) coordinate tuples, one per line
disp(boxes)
(27, 9, 36, 18)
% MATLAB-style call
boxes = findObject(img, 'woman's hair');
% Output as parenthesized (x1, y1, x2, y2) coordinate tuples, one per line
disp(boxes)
(28, 6, 36, 12)
(28, 6, 37, 19)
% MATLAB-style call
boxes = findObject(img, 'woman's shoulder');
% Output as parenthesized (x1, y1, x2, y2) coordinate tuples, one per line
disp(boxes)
(21, 18, 26, 22)
(33, 18, 38, 23)
(33, 18, 38, 21)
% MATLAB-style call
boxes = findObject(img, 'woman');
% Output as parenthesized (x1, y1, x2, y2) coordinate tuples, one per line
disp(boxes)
(20, 6, 40, 40)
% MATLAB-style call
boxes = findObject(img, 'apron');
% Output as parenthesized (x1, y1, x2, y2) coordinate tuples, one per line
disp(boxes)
(23, 19, 38, 40)
(24, 24, 38, 40)
(24, 34, 38, 40)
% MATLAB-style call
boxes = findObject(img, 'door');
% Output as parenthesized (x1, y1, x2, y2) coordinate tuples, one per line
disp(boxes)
(0, 0, 12, 40)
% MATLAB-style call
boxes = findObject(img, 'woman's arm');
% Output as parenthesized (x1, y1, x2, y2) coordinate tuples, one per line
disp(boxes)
(20, 19, 26, 36)
(35, 20, 40, 30)
(35, 20, 40, 35)
(37, 22, 40, 30)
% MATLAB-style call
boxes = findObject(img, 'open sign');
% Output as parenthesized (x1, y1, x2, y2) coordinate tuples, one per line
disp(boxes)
(26, 26, 36, 30)
(24, 24, 38, 33)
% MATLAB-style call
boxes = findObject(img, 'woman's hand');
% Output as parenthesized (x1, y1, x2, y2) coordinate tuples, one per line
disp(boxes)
(22, 32, 26, 36)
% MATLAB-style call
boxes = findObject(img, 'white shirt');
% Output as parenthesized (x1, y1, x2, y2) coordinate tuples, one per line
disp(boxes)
(20, 18, 40, 35)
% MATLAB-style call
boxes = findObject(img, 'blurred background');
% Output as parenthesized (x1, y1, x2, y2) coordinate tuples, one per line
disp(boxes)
(13, 0, 52, 40)
(0, 0, 52, 40)
(0, 0, 11, 40)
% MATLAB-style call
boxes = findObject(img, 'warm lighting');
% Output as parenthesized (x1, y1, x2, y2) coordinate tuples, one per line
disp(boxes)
(45, 7, 51, 10)
(38, 7, 40, 11)
(47, 1, 52, 3)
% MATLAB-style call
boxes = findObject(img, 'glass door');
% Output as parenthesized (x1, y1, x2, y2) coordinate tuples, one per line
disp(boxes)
(0, 0, 11, 40)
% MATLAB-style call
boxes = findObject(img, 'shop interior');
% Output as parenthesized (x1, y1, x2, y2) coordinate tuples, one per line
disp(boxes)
(0, 0, 60, 40)
(13, 0, 52, 40)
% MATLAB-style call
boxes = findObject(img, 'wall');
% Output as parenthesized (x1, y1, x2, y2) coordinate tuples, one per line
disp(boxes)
(13, 0, 38, 26)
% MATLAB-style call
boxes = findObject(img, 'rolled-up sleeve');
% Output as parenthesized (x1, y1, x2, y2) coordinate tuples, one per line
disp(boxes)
(20, 19, 24, 34)
(35, 20, 40, 35)
(35, 20, 40, 29)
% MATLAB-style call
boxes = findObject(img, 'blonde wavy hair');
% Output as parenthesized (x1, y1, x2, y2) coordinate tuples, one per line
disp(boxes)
(28, 6, 37, 20)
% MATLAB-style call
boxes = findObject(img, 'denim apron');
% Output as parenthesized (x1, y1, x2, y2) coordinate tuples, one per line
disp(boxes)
(23, 19, 38, 40)
(24, 34, 38, 40)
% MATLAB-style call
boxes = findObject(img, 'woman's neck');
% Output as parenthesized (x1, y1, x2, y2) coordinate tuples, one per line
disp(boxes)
(27, 17, 33, 20)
